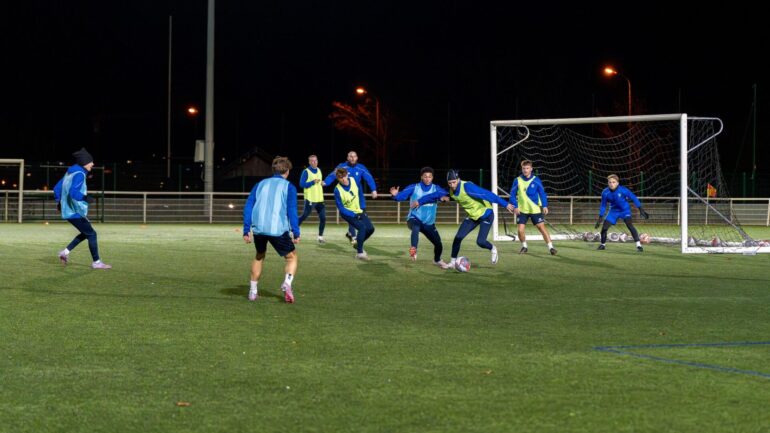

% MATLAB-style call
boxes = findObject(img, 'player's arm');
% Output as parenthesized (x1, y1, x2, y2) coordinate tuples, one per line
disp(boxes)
(299, 170, 313, 189)
(322, 165, 341, 186)
(334, 188, 357, 219)
(595, 191, 608, 228)
(286, 183, 300, 240)
(507, 178, 519, 208)
(68, 172, 87, 201)
(391, 184, 415, 201)
(464, 183, 509, 207)
(242, 184, 258, 236)
(360, 164, 378, 198)
(53, 178, 63, 202)
(417, 189, 447, 205)
(624, 186, 649, 219)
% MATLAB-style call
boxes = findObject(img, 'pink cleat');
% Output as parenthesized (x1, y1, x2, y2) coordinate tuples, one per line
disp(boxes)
(58, 250, 69, 265)
(282, 282, 294, 304)
(409, 246, 417, 261)
(91, 261, 112, 270)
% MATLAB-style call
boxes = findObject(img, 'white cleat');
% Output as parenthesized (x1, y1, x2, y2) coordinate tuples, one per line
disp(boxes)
(491, 246, 498, 264)
(355, 252, 369, 261)
(318, 236, 326, 244)
(442, 259, 457, 270)
(248, 288, 258, 301)
(434, 260, 449, 268)
(91, 261, 112, 270)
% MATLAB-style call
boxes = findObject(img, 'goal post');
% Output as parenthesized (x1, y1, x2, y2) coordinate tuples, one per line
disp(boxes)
(490, 114, 769, 254)
(0, 159, 24, 223)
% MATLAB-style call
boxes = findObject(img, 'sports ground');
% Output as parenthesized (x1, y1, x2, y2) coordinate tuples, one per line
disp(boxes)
(2, 223, 770, 433)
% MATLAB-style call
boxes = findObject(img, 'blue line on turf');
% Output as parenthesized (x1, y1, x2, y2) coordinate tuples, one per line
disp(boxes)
(593, 341, 770, 379)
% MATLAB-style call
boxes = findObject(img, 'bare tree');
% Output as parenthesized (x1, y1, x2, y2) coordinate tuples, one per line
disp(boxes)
(329, 97, 390, 175)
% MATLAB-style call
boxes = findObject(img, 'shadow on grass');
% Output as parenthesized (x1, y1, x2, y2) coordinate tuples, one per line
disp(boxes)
(219, 287, 283, 301)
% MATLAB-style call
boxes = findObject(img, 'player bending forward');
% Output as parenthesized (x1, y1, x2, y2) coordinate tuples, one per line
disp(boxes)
(595, 174, 650, 252)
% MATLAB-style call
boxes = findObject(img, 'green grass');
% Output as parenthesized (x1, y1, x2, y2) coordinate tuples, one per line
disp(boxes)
(2, 223, 770, 433)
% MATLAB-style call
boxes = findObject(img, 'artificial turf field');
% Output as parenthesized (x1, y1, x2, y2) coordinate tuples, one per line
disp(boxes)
(2, 223, 770, 433)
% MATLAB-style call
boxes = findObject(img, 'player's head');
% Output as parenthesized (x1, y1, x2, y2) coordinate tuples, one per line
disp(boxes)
(446, 169, 460, 190)
(420, 167, 434, 185)
(272, 156, 293, 177)
(336, 167, 350, 185)
(520, 160, 533, 177)
(607, 174, 620, 190)
(308, 154, 318, 168)
(72, 148, 94, 171)
(347, 151, 358, 166)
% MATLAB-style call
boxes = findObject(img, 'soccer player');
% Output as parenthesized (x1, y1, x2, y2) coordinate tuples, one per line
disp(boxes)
(595, 174, 650, 252)
(426, 169, 514, 268)
(389, 167, 449, 266)
(509, 160, 557, 255)
(54, 148, 111, 269)
(243, 156, 300, 303)
(333, 167, 375, 260)
(298, 154, 326, 243)
(323, 151, 378, 245)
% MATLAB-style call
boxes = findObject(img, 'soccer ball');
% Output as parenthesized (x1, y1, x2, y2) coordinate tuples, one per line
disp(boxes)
(639, 233, 651, 244)
(710, 236, 722, 247)
(583, 232, 595, 242)
(608, 232, 620, 242)
(455, 256, 471, 272)
(619, 233, 628, 243)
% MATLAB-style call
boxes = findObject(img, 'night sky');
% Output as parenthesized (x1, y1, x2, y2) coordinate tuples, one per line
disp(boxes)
(2, 1, 767, 175)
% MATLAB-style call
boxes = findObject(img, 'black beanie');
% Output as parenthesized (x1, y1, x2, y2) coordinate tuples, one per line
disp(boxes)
(72, 148, 94, 166)
(446, 169, 460, 181)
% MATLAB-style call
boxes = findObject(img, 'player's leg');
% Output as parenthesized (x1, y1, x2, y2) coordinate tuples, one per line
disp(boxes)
(316, 203, 326, 241)
(622, 217, 643, 252)
(408, 219, 420, 260)
(298, 199, 312, 225)
(598, 219, 614, 250)
(270, 232, 298, 303)
(71, 217, 110, 268)
(361, 213, 375, 242)
(420, 223, 444, 264)
(60, 219, 87, 264)
(517, 213, 528, 253)
(475, 213, 498, 263)
(534, 217, 556, 255)
(342, 214, 368, 257)
(451, 218, 478, 260)
(249, 236, 268, 301)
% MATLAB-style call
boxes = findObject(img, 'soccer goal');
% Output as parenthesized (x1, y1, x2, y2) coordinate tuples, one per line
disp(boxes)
(491, 114, 769, 254)
(0, 159, 24, 223)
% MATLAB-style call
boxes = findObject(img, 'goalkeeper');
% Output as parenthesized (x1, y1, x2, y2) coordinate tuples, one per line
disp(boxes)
(508, 160, 556, 255)
(595, 174, 649, 252)
(390, 166, 450, 267)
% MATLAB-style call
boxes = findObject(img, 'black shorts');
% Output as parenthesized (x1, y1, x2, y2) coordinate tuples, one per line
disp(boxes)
(517, 213, 545, 226)
(254, 232, 295, 257)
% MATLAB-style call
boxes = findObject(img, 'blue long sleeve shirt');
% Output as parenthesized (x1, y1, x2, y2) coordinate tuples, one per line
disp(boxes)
(599, 185, 642, 216)
(323, 163, 377, 192)
(508, 175, 548, 208)
(299, 167, 320, 189)
(53, 165, 88, 202)
(242, 175, 300, 237)
(392, 182, 448, 204)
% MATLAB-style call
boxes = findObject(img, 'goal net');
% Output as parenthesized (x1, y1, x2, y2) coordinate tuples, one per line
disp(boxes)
(0, 159, 24, 223)
(491, 114, 768, 254)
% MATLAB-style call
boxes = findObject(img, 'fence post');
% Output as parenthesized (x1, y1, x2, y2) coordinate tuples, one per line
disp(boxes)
(677, 198, 680, 226)
(397, 201, 400, 224)
(4, 191, 7, 221)
(456, 202, 459, 224)
(569, 196, 573, 225)
(766, 199, 770, 227)
(209, 193, 213, 224)
(336, 208, 339, 224)
(142, 193, 147, 224)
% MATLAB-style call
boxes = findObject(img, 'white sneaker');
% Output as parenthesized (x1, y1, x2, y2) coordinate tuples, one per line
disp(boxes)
(491, 246, 498, 264)
(248, 288, 258, 301)
(434, 260, 449, 268)
(355, 252, 369, 261)
(91, 261, 112, 269)
(318, 236, 325, 244)
(441, 259, 456, 270)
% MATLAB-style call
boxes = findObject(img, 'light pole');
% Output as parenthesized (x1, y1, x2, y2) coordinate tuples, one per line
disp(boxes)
(603, 66, 632, 116)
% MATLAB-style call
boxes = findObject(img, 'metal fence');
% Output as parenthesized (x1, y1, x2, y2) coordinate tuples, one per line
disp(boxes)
(2, 190, 770, 226)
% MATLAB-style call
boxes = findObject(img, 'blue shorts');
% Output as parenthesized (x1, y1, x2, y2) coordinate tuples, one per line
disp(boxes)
(253, 232, 295, 257)
(605, 211, 632, 225)
(517, 213, 545, 226)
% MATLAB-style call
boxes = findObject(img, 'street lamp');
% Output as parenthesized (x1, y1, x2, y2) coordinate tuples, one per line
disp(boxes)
(603, 66, 632, 116)
(355, 86, 380, 140)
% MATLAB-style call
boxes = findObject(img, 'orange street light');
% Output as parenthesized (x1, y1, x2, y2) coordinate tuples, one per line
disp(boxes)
(603, 66, 632, 116)
(355, 86, 379, 140)
(187, 106, 199, 116)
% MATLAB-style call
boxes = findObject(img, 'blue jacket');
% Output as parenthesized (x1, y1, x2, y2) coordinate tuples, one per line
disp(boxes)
(299, 166, 321, 189)
(599, 185, 641, 216)
(393, 182, 448, 225)
(421, 181, 508, 220)
(508, 174, 548, 209)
